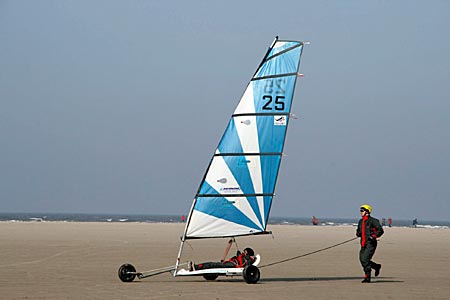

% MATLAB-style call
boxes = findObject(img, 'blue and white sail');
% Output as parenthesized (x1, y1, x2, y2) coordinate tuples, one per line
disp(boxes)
(184, 38, 306, 239)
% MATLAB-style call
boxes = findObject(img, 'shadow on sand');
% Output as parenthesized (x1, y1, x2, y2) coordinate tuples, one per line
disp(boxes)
(128, 276, 403, 284)
(260, 276, 403, 283)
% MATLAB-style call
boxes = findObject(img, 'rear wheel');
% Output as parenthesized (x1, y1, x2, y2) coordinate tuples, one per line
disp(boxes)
(118, 264, 137, 282)
(243, 265, 260, 284)
(203, 274, 219, 281)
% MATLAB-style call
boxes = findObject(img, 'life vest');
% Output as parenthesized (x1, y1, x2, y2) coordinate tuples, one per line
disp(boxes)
(226, 253, 254, 267)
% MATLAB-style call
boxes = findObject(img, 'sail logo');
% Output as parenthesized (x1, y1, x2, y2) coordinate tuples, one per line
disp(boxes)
(274, 115, 287, 126)
(220, 187, 241, 194)
(237, 158, 251, 166)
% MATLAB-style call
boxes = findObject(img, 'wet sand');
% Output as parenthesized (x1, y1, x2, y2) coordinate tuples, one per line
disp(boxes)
(1, 222, 449, 300)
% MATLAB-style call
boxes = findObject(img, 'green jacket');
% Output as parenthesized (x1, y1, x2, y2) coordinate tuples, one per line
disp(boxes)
(356, 216, 384, 247)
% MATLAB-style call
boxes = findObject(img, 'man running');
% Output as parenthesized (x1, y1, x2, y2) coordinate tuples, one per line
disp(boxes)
(356, 204, 384, 283)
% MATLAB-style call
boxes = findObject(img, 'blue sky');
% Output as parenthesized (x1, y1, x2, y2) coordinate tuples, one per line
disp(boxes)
(1, 0, 449, 221)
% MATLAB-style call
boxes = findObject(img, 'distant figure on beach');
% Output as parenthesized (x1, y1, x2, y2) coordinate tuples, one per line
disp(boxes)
(381, 218, 386, 226)
(311, 216, 319, 226)
(388, 218, 392, 227)
(181, 214, 186, 222)
(412, 218, 418, 227)
(356, 204, 384, 283)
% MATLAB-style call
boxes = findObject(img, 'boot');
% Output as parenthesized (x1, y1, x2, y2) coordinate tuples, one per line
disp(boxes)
(373, 263, 381, 277)
(188, 261, 195, 271)
(361, 272, 371, 283)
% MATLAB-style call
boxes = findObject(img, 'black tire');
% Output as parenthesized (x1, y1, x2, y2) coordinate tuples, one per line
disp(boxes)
(243, 265, 260, 284)
(118, 263, 137, 282)
(203, 274, 219, 281)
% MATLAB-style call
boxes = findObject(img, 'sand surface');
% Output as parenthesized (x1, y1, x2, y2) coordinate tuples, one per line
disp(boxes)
(1, 222, 449, 300)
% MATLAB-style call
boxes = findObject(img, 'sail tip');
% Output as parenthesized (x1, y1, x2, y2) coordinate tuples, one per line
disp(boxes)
(270, 36, 279, 48)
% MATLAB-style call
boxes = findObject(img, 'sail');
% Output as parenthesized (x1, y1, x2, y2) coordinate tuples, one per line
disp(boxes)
(185, 38, 306, 239)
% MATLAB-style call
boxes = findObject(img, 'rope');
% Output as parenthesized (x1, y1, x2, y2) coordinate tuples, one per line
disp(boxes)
(259, 237, 358, 269)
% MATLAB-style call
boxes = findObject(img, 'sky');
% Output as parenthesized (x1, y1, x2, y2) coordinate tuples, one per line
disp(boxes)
(1, 0, 449, 221)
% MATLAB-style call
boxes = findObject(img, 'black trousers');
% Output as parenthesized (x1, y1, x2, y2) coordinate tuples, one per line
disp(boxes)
(359, 241, 378, 274)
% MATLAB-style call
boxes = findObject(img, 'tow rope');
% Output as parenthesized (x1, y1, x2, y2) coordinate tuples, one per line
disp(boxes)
(259, 237, 358, 269)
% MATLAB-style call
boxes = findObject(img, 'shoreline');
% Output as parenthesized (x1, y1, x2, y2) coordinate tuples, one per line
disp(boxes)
(1, 220, 448, 230)
(1, 212, 448, 228)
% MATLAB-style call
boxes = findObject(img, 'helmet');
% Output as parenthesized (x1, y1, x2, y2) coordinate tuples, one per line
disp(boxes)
(360, 204, 372, 214)
(244, 247, 254, 256)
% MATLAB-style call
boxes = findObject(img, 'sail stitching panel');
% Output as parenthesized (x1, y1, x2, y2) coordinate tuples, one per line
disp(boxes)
(186, 211, 265, 238)
(201, 153, 263, 229)
(193, 198, 263, 233)
(220, 155, 264, 227)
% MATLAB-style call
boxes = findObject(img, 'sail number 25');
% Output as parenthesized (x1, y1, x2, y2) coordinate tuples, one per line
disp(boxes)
(262, 78, 285, 111)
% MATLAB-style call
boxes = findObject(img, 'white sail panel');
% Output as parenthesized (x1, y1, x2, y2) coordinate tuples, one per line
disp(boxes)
(234, 115, 259, 153)
(234, 83, 255, 115)
(256, 195, 266, 228)
(186, 210, 262, 238)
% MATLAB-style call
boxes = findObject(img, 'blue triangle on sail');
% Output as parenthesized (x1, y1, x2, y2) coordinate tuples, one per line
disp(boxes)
(221, 155, 263, 226)
(217, 118, 242, 154)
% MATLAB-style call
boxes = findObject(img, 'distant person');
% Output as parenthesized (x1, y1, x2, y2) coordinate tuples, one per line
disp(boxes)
(388, 218, 392, 227)
(381, 218, 386, 226)
(311, 216, 319, 226)
(412, 218, 418, 227)
(356, 204, 384, 283)
(181, 214, 186, 222)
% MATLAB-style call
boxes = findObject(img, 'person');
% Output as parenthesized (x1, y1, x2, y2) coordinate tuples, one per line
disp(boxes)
(412, 218, 418, 227)
(388, 217, 392, 227)
(356, 204, 384, 283)
(189, 247, 255, 271)
(381, 218, 386, 226)
(312, 216, 319, 225)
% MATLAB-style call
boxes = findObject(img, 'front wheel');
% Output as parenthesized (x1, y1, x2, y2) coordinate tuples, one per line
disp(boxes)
(243, 265, 260, 284)
(118, 263, 137, 282)
(203, 274, 219, 281)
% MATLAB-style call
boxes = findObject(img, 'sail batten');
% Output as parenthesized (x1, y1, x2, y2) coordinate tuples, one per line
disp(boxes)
(183, 38, 306, 240)
(214, 153, 282, 156)
(198, 193, 274, 197)
(233, 113, 290, 117)
(252, 73, 299, 81)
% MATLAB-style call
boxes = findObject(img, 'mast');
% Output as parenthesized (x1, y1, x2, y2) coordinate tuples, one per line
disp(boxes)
(174, 197, 196, 275)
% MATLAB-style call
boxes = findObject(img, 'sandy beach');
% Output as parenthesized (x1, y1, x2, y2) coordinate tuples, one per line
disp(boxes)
(1, 222, 449, 300)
